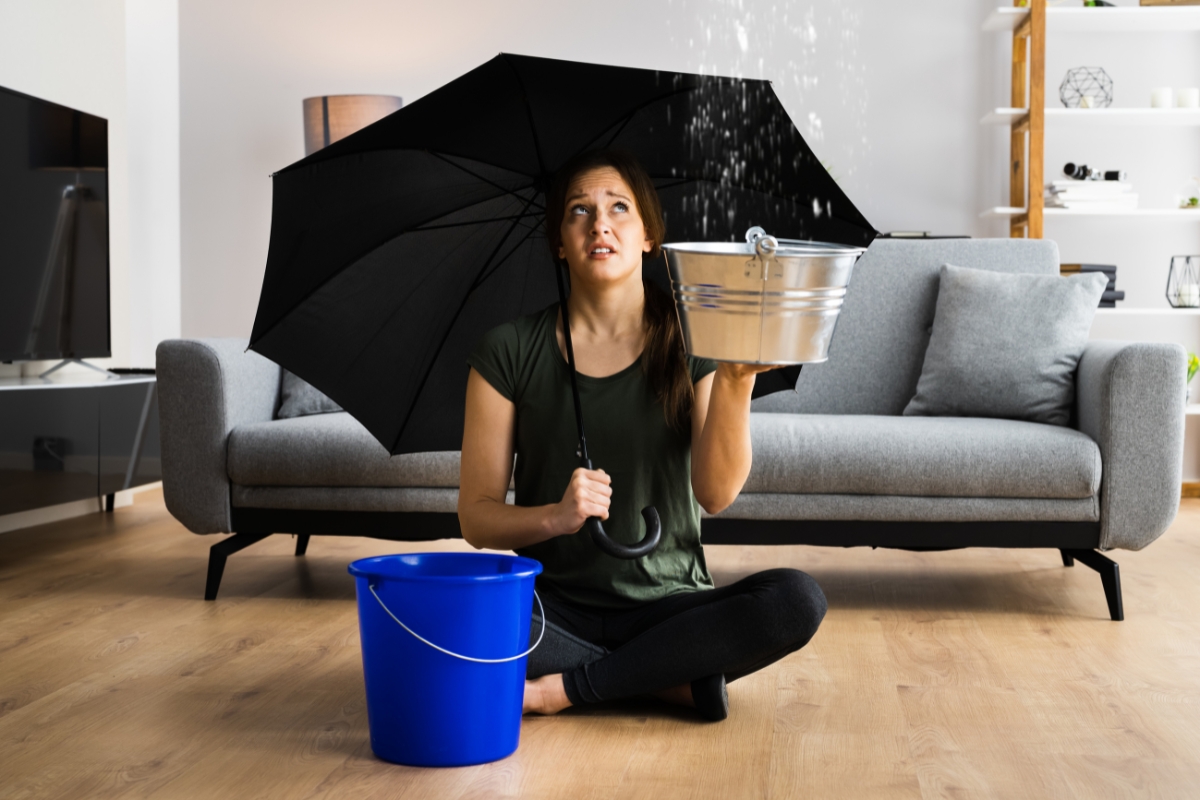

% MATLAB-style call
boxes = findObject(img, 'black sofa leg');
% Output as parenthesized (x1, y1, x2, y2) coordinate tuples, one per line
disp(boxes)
(294, 535, 310, 557)
(205, 533, 271, 601)
(1060, 549, 1075, 567)
(1061, 548, 1124, 621)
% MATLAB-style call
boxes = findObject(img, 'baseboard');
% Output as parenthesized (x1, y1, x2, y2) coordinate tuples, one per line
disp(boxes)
(0, 482, 162, 535)
(1183, 482, 1200, 498)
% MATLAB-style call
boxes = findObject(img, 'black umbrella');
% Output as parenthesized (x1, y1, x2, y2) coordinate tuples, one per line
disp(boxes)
(249, 53, 875, 556)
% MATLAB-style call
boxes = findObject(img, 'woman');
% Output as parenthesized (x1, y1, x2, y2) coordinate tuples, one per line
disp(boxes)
(458, 150, 826, 721)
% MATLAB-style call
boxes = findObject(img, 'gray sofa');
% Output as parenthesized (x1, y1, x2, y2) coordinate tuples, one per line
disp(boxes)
(157, 239, 1187, 618)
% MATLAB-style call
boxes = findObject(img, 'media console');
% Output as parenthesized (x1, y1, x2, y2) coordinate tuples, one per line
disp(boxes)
(0, 374, 160, 516)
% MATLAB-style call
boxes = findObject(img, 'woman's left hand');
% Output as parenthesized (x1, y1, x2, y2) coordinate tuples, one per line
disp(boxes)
(714, 361, 787, 385)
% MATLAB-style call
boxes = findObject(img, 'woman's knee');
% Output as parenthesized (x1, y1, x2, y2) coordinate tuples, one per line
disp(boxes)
(758, 568, 827, 647)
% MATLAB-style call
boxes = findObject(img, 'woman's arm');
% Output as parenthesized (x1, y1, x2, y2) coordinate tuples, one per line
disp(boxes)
(458, 368, 613, 551)
(690, 363, 778, 514)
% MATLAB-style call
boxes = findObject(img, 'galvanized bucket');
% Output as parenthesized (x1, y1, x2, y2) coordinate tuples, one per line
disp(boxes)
(662, 227, 866, 365)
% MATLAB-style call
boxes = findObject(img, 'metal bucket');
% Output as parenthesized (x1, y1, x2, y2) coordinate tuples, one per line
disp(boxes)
(662, 227, 866, 365)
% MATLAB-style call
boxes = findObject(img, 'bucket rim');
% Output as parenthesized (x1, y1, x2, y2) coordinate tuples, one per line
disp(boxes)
(347, 552, 543, 583)
(662, 240, 865, 257)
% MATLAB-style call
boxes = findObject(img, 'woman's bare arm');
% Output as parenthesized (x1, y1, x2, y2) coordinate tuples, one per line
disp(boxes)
(458, 368, 613, 551)
(690, 363, 778, 514)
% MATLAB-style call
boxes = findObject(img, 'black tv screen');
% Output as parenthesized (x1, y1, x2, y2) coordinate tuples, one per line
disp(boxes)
(0, 85, 110, 362)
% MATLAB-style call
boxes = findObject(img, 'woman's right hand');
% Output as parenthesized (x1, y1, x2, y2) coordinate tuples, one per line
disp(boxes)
(550, 468, 612, 535)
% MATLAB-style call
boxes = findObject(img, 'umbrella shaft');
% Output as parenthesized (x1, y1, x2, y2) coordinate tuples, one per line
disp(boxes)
(552, 262, 591, 467)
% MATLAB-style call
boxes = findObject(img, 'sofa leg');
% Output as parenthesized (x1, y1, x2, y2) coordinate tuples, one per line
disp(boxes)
(294, 535, 310, 557)
(205, 533, 271, 601)
(1061, 548, 1124, 621)
(1059, 549, 1075, 567)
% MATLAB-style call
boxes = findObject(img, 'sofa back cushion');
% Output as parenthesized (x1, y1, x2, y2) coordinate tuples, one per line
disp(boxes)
(752, 238, 1061, 416)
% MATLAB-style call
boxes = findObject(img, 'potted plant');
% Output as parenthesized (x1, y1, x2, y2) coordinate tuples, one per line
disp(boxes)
(1189, 352, 1199, 404)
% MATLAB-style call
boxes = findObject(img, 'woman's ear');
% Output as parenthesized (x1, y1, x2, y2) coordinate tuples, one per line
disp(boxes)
(643, 234, 653, 253)
(558, 244, 566, 260)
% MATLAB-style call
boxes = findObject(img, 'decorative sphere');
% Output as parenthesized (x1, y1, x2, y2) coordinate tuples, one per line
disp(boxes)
(1059, 67, 1113, 109)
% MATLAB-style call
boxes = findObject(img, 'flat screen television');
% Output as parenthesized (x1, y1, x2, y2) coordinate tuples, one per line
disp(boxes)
(0, 85, 110, 363)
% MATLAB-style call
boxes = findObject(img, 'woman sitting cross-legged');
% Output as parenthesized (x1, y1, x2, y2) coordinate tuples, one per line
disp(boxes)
(457, 149, 826, 721)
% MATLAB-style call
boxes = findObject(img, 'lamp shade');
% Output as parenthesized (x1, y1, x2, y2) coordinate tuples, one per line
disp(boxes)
(302, 94, 403, 156)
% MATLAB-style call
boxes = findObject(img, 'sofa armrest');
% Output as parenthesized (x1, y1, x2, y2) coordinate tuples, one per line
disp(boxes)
(1076, 340, 1187, 551)
(156, 338, 281, 534)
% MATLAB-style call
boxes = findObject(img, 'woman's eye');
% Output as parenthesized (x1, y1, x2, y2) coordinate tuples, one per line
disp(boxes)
(570, 204, 589, 216)
(613, 202, 629, 213)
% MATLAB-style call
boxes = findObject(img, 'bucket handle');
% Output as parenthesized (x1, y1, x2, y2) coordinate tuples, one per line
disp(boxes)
(368, 583, 545, 664)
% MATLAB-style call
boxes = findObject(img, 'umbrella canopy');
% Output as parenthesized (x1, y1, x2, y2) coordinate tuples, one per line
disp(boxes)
(250, 53, 875, 456)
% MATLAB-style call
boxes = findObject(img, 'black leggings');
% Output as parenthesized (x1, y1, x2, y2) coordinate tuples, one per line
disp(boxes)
(528, 568, 827, 706)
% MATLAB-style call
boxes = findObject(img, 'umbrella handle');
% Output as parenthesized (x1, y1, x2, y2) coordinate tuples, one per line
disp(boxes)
(585, 507, 661, 560)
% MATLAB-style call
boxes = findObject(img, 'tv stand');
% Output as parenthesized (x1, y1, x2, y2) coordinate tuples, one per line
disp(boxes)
(0, 374, 160, 517)
(38, 359, 117, 380)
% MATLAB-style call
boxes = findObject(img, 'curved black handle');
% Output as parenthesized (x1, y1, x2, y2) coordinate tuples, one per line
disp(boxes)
(586, 506, 661, 560)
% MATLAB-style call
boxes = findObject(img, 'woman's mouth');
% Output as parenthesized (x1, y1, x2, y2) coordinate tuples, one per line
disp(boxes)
(589, 246, 616, 257)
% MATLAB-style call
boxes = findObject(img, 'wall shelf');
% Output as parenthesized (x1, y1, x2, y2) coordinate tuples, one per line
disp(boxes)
(983, 6, 1200, 33)
(981, 206, 1200, 219)
(1095, 308, 1200, 317)
(981, 108, 1200, 126)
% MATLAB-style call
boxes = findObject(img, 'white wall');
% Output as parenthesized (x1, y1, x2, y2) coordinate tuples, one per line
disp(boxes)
(178, 0, 990, 339)
(126, 0, 182, 367)
(0, 0, 130, 372)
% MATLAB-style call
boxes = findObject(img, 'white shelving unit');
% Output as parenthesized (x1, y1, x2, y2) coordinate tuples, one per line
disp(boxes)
(983, 6, 1200, 33)
(981, 108, 1200, 126)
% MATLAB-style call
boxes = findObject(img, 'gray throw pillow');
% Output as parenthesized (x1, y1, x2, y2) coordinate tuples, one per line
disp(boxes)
(277, 370, 343, 419)
(903, 263, 1107, 426)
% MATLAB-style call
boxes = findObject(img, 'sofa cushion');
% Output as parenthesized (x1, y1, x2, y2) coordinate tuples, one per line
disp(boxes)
(276, 370, 343, 419)
(745, 413, 1100, 499)
(708, 494, 1098, 523)
(902, 264, 1107, 426)
(228, 412, 460, 487)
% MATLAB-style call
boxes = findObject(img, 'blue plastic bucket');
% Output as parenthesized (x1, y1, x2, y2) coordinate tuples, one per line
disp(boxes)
(347, 552, 543, 767)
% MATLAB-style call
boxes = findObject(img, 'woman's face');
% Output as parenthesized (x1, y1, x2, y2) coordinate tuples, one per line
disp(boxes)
(558, 167, 652, 287)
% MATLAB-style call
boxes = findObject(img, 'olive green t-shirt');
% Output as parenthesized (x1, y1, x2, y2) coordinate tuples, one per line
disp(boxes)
(467, 304, 718, 610)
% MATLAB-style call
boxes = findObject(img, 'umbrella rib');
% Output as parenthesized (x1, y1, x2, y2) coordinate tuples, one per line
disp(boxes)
(467, 211, 543, 293)
(251, 189, 537, 348)
(415, 211, 543, 232)
(389, 193, 540, 452)
(428, 151, 546, 211)
(501, 54, 549, 179)
(577, 82, 716, 155)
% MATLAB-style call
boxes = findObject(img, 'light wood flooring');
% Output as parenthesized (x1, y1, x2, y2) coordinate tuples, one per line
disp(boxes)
(2, 491, 1199, 799)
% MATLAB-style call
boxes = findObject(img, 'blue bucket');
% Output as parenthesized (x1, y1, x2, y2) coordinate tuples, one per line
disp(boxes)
(348, 552, 543, 767)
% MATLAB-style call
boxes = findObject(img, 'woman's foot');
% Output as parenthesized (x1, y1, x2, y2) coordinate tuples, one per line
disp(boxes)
(523, 674, 572, 715)
(654, 675, 728, 720)
(654, 683, 695, 707)
(689, 674, 729, 721)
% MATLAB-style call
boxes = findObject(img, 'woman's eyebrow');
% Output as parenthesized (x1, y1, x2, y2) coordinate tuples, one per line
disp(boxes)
(565, 190, 633, 203)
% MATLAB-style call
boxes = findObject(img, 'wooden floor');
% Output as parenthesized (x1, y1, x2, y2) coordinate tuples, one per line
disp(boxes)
(2, 493, 1199, 799)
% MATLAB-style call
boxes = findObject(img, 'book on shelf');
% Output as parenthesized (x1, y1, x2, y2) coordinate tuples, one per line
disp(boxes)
(1061, 263, 1117, 272)
(1062, 264, 1121, 304)
(1046, 180, 1138, 210)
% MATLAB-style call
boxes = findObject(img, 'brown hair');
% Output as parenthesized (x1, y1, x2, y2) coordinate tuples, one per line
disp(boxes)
(546, 150, 694, 434)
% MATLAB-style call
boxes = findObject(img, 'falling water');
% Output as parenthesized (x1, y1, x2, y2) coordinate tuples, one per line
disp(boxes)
(663, 0, 869, 241)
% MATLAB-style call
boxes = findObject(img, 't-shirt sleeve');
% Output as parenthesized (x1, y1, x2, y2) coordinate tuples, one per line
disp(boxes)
(466, 322, 521, 402)
(688, 355, 718, 385)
